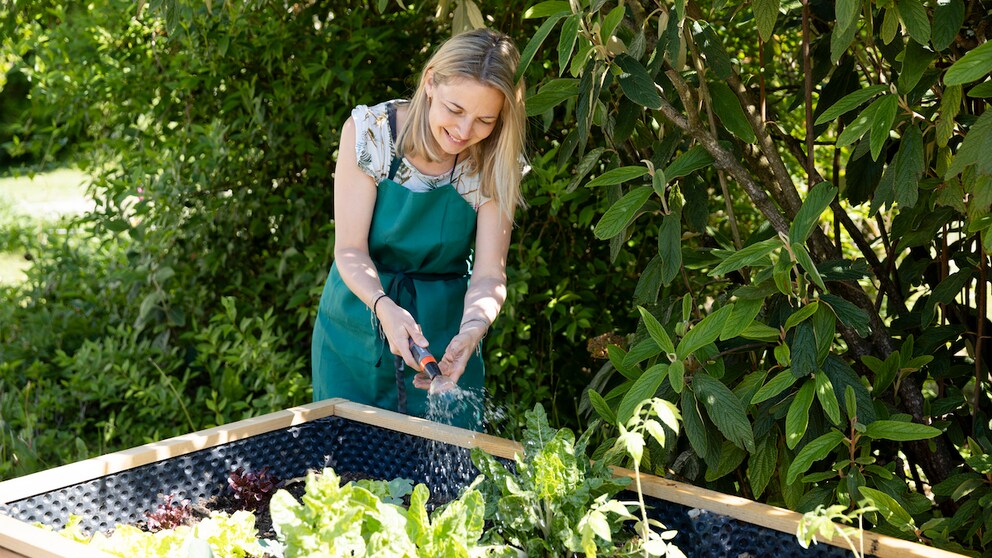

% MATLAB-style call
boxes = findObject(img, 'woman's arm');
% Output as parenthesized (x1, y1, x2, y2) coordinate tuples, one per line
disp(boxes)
(425, 199, 512, 387)
(332, 116, 427, 369)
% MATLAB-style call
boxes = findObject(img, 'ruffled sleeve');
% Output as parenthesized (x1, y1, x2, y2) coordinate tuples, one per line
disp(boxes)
(351, 103, 393, 183)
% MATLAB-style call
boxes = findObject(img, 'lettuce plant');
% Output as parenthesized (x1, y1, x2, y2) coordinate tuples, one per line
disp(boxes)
(269, 467, 490, 558)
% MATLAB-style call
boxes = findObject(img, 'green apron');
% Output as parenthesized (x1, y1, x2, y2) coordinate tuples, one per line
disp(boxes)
(312, 108, 483, 427)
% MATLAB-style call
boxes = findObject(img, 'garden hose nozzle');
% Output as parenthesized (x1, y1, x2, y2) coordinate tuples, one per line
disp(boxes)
(408, 339, 455, 395)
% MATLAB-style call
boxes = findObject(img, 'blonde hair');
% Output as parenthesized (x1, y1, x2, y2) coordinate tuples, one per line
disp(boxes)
(397, 28, 526, 221)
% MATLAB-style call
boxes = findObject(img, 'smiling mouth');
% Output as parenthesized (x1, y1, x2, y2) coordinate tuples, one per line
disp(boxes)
(445, 129, 467, 145)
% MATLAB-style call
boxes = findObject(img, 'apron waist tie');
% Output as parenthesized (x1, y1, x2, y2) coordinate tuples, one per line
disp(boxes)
(375, 269, 468, 414)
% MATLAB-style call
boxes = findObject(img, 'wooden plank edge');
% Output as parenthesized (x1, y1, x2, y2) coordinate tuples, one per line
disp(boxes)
(0, 399, 344, 504)
(330, 401, 523, 460)
(0, 516, 109, 558)
(613, 467, 968, 558)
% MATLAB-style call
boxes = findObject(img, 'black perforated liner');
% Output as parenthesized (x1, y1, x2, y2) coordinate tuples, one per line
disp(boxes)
(1, 415, 860, 557)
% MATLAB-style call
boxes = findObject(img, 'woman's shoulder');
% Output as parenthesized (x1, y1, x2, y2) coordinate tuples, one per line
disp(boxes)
(350, 100, 404, 181)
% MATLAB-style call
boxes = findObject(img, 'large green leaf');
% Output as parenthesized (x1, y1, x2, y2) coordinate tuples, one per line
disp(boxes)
(933, 0, 966, 51)
(864, 419, 942, 441)
(896, 0, 931, 45)
(594, 186, 653, 240)
(638, 306, 675, 355)
(823, 355, 877, 423)
(946, 110, 992, 177)
(792, 242, 827, 291)
(753, 0, 779, 41)
(587, 389, 617, 425)
(858, 487, 916, 531)
(790, 321, 818, 378)
(709, 238, 781, 276)
(786, 379, 815, 449)
(815, 371, 841, 425)
(921, 270, 973, 327)
(516, 12, 569, 81)
(706, 441, 747, 481)
(526, 79, 579, 116)
(523, 1, 570, 18)
(837, 94, 890, 147)
(752, 369, 799, 404)
(786, 430, 844, 484)
(814, 85, 888, 126)
(944, 42, 992, 85)
(789, 182, 837, 244)
(720, 297, 763, 341)
(694, 373, 755, 452)
(748, 434, 778, 498)
(835, 0, 861, 39)
(586, 166, 650, 188)
(709, 81, 757, 143)
(658, 211, 683, 286)
(614, 54, 661, 109)
(784, 301, 820, 332)
(617, 363, 669, 424)
(898, 40, 935, 94)
(819, 293, 871, 337)
(869, 93, 898, 161)
(664, 145, 714, 179)
(676, 304, 734, 360)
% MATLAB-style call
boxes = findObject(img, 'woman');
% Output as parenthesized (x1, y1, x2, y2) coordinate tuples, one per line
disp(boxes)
(311, 28, 526, 427)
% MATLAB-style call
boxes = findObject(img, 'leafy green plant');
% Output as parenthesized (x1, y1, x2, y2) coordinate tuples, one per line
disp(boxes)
(471, 403, 684, 557)
(269, 468, 489, 558)
(53, 510, 265, 558)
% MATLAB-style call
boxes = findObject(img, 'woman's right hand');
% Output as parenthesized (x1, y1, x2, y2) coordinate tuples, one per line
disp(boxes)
(375, 297, 428, 371)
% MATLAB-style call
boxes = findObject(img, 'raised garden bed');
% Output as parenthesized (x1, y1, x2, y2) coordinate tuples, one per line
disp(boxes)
(0, 399, 964, 557)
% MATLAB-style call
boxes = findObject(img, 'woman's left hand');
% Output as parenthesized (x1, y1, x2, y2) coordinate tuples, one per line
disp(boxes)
(431, 322, 487, 388)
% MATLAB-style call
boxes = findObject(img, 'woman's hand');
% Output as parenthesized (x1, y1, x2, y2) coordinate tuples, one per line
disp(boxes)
(434, 320, 488, 386)
(376, 298, 428, 371)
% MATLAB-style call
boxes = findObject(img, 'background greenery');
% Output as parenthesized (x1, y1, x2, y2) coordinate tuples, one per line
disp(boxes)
(1, 0, 990, 554)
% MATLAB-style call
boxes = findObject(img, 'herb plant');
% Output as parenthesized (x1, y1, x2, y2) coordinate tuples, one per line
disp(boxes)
(470, 404, 634, 556)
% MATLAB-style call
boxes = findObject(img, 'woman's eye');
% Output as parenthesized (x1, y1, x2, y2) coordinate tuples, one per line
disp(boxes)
(447, 106, 461, 114)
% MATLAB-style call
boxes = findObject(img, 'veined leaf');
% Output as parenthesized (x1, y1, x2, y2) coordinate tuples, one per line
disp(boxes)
(793, 242, 827, 291)
(786, 430, 844, 484)
(784, 301, 820, 331)
(946, 109, 992, 178)
(720, 297, 763, 341)
(622, 336, 662, 370)
(658, 211, 682, 286)
(676, 304, 734, 360)
(526, 79, 579, 116)
(740, 321, 781, 342)
(601, 5, 625, 42)
(898, 40, 936, 94)
(694, 373, 755, 452)
(837, 94, 891, 147)
(814, 85, 888, 126)
(709, 81, 757, 143)
(586, 166, 650, 188)
(789, 181, 837, 244)
(524, 1, 570, 19)
(706, 441, 747, 481)
(587, 389, 617, 425)
(669, 359, 686, 393)
(896, 0, 931, 45)
(819, 293, 871, 337)
(516, 12, 569, 81)
(752, 369, 799, 405)
(664, 145, 714, 179)
(753, 0, 779, 41)
(921, 270, 973, 327)
(815, 371, 842, 425)
(749, 434, 778, 498)
(786, 379, 816, 449)
(790, 321, 818, 378)
(835, 0, 861, 36)
(638, 306, 675, 355)
(859, 487, 916, 531)
(566, 146, 606, 192)
(933, 0, 966, 51)
(869, 93, 898, 161)
(594, 186, 653, 240)
(709, 238, 781, 276)
(614, 54, 662, 109)
(617, 363, 669, 424)
(864, 419, 942, 441)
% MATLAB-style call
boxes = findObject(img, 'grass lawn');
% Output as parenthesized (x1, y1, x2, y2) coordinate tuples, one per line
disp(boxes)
(0, 168, 92, 285)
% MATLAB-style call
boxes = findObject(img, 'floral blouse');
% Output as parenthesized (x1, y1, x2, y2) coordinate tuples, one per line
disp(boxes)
(352, 100, 490, 211)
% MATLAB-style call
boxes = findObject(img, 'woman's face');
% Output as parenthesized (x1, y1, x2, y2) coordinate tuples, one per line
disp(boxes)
(424, 75, 504, 158)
